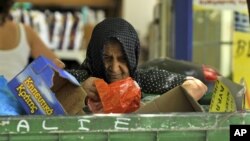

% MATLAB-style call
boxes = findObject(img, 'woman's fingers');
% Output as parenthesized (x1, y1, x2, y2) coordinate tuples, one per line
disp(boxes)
(53, 58, 65, 69)
(182, 77, 208, 101)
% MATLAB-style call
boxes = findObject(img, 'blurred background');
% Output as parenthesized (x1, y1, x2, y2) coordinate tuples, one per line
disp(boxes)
(11, 0, 250, 84)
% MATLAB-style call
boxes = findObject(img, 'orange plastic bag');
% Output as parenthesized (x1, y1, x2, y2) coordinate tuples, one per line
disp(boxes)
(92, 77, 141, 113)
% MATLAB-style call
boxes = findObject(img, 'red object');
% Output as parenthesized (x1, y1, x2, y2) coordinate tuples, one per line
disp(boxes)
(202, 65, 220, 81)
(92, 77, 141, 113)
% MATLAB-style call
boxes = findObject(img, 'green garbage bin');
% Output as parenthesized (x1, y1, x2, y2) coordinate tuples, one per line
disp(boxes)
(0, 112, 250, 141)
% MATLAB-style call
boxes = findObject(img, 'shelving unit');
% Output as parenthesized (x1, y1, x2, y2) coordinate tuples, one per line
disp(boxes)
(15, 0, 122, 64)
(16, 0, 122, 17)
(54, 50, 86, 64)
(16, 0, 118, 7)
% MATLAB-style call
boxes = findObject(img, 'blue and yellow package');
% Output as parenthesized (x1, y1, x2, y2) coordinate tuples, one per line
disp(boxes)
(7, 56, 80, 115)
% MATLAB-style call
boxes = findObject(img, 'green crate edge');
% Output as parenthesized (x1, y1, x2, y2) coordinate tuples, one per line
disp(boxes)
(1, 112, 250, 141)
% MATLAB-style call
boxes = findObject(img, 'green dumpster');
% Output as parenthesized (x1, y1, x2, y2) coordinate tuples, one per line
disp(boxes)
(1, 112, 250, 141)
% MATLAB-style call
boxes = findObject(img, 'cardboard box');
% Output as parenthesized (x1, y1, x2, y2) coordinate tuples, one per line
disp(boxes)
(7, 56, 82, 115)
(136, 86, 204, 113)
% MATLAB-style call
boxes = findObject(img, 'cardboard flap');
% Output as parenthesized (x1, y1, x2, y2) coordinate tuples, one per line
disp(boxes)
(181, 86, 204, 112)
(220, 77, 245, 111)
(136, 86, 204, 113)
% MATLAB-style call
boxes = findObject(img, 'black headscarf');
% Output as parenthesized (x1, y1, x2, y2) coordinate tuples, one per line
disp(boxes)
(70, 17, 186, 94)
(81, 18, 140, 83)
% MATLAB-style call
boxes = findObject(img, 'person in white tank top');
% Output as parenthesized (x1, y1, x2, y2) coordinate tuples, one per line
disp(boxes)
(0, 0, 64, 81)
(1, 0, 87, 116)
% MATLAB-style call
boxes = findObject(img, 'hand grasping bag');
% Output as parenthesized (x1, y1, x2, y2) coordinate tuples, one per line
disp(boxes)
(88, 77, 141, 113)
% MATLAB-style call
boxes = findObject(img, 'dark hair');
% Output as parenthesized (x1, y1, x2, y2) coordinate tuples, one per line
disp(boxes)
(0, 0, 14, 25)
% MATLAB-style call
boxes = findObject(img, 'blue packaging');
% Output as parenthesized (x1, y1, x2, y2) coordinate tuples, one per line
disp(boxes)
(7, 56, 80, 115)
(0, 75, 24, 115)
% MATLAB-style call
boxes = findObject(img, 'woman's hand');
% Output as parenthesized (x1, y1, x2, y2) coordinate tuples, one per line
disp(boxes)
(81, 77, 104, 113)
(81, 77, 100, 102)
(87, 98, 103, 113)
(53, 58, 65, 69)
(181, 76, 207, 101)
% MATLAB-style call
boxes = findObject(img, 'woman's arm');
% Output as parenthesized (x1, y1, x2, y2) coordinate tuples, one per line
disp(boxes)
(24, 24, 58, 60)
(136, 68, 186, 94)
(136, 68, 207, 101)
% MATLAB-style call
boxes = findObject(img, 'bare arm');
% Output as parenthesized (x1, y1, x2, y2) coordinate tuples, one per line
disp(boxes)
(24, 25, 58, 60)
(24, 24, 65, 68)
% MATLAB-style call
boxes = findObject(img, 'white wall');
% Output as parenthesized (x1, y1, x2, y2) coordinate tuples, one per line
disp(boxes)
(122, 0, 158, 43)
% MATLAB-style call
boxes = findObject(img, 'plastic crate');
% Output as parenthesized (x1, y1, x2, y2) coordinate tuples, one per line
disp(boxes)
(0, 112, 250, 141)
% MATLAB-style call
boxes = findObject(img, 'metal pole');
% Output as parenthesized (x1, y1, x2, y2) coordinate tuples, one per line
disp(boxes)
(174, 0, 193, 61)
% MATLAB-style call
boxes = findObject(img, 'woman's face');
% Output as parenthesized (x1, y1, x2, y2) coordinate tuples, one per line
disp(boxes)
(103, 41, 130, 83)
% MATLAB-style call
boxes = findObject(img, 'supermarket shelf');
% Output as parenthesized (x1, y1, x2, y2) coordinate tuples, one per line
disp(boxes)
(15, 0, 117, 7)
(54, 49, 86, 64)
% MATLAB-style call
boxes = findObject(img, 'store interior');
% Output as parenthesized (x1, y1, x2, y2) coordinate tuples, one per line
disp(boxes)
(11, 0, 249, 81)
(1, 1, 250, 139)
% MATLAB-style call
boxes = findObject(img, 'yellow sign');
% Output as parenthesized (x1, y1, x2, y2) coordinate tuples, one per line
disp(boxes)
(209, 79, 236, 112)
(233, 31, 250, 110)
(241, 79, 250, 110)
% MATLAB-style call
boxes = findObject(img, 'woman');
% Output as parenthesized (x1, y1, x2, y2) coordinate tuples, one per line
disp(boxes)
(0, 0, 63, 81)
(69, 18, 207, 113)
(0, 0, 67, 115)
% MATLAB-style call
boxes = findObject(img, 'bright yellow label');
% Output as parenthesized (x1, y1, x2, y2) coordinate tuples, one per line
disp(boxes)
(243, 80, 250, 110)
(232, 31, 250, 110)
(209, 80, 236, 112)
